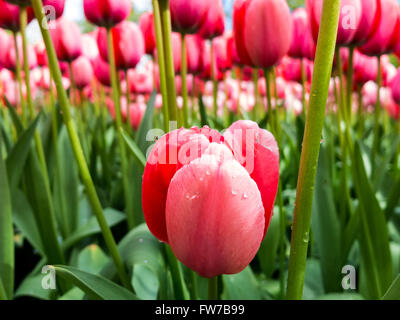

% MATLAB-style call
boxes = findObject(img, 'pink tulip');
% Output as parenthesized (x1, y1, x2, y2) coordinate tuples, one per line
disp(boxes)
(234, 0, 292, 69)
(198, 0, 225, 40)
(70, 56, 94, 90)
(390, 68, 400, 104)
(81, 32, 100, 63)
(185, 35, 202, 75)
(359, 0, 400, 56)
(50, 18, 82, 62)
(34, 42, 48, 67)
(226, 31, 241, 66)
(233, 0, 253, 66)
(83, 0, 131, 28)
(288, 8, 316, 61)
(0, 34, 37, 71)
(308, 0, 362, 46)
(139, 11, 156, 55)
(213, 35, 233, 72)
(280, 57, 313, 83)
(97, 21, 145, 70)
(120, 98, 146, 130)
(92, 55, 111, 87)
(170, 0, 209, 34)
(351, 0, 380, 45)
(41, 0, 65, 19)
(126, 69, 153, 95)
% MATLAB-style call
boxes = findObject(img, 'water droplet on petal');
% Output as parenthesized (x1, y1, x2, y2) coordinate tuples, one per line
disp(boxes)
(206, 170, 211, 176)
(242, 193, 248, 200)
(185, 193, 191, 200)
(232, 190, 238, 196)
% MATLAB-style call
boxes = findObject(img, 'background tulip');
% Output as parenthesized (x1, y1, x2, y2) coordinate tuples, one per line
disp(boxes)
(351, 0, 380, 45)
(0, 0, 32, 31)
(198, 0, 225, 40)
(97, 21, 145, 70)
(139, 11, 156, 55)
(70, 56, 94, 90)
(170, 0, 209, 34)
(50, 18, 82, 62)
(83, 0, 131, 28)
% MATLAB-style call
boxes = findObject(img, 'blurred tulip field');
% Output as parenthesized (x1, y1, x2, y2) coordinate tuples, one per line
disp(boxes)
(1, 0, 400, 302)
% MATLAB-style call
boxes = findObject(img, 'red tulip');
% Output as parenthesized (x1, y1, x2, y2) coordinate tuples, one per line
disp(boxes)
(34, 42, 48, 67)
(213, 35, 233, 72)
(359, 0, 400, 56)
(226, 31, 241, 66)
(139, 11, 156, 55)
(142, 122, 278, 277)
(288, 8, 316, 61)
(0, 0, 33, 32)
(97, 21, 145, 70)
(391, 69, 400, 105)
(233, 0, 292, 69)
(280, 57, 313, 83)
(170, 0, 209, 34)
(41, 0, 65, 19)
(70, 56, 94, 90)
(233, 0, 253, 66)
(92, 55, 111, 87)
(50, 18, 82, 62)
(83, 0, 131, 28)
(126, 69, 153, 95)
(198, 0, 225, 40)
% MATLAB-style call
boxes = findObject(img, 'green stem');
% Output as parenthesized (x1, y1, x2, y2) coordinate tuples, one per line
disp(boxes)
(124, 69, 132, 132)
(264, 68, 273, 133)
(106, 28, 135, 231)
(277, 182, 286, 298)
(0, 279, 6, 301)
(12, 32, 27, 127)
(189, 270, 198, 300)
(208, 277, 218, 300)
(159, 0, 179, 126)
(286, 0, 341, 300)
(180, 34, 189, 127)
(165, 245, 186, 300)
(31, 0, 131, 290)
(252, 69, 259, 120)
(372, 56, 382, 173)
(346, 46, 354, 124)
(152, 0, 169, 132)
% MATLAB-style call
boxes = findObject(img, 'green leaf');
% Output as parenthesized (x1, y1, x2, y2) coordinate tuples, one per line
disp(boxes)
(62, 208, 125, 250)
(4, 98, 23, 134)
(121, 129, 146, 172)
(315, 293, 364, 300)
(198, 95, 209, 127)
(6, 114, 40, 191)
(135, 91, 155, 153)
(0, 135, 13, 300)
(15, 273, 52, 300)
(222, 266, 262, 300)
(352, 142, 393, 299)
(53, 265, 137, 300)
(12, 189, 44, 255)
(257, 210, 280, 278)
(311, 144, 342, 292)
(382, 275, 400, 300)
(77, 245, 109, 275)
(132, 264, 160, 300)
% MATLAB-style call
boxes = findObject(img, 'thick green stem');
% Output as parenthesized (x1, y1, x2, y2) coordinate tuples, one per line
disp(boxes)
(189, 270, 198, 300)
(264, 68, 273, 133)
(346, 46, 354, 124)
(252, 69, 259, 120)
(372, 56, 382, 173)
(106, 28, 135, 231)
(208, 277, 218, 300)
(286, 0, 340, 300)
(159, 0, 179, 126)
(165, 245, 186, 300)
(152, 0, 169, 132)
(300, 58, 307, 119)
(31, 0, 131, 290)
(180, 34, 189, 127)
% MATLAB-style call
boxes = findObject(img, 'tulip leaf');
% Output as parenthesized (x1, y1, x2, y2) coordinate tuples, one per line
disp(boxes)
(15, 273, 52, 300)
(222, 266, 262, 300)
(121, 129, 146, 172)
(0, 134, 14, 300)
(53, 265, 138, 300)
(311, 144, 342, 292)
(382, 274, 400, 300)
(77, 245, 109, 275)
(6, 114, 41, 191)
(198, 95, 209, 127)
(315, 293, 364, 300)
(4, 98, 23, 134)
(352, 142, 393, 299)
(62, 208, 125, 250)
(132, 264, 160, 300)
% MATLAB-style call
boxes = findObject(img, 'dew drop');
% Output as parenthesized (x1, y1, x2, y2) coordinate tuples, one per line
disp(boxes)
(144, 259, 148, 264)
(185, 193, 191, 200)
(206, 170, 211, 176)
(232, 190, 238, 196)
(199, 176, 204, 181)
(138, 238, 143, 243)
(242, 193, 248, 200)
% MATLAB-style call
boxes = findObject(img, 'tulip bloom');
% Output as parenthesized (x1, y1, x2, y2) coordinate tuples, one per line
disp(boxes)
(307, 0, 362, 46)
(185, 35, 203, 75)
(97, 21, 145, 70)
(351, 0, 380, 45)
(391, 68, 400, 105)
(142, 121, 279, 277)
(233, 0, 292, 69)
(70, 56, 94, 90)
(170, 0, 209, 34)
(139, 12, 156, 55)
(92, 55, 111, 87)
(288, 8, 316, 61)
(83, 0, 131, 28)
(50, 18, 82, 62)
(198, 0, 225, 40)
(0, 0, 32, 32)
(359, 0, 400, 56)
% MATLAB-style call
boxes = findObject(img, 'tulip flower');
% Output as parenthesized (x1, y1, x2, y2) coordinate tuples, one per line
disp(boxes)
(233, 0, 292, 69)
(126, 69, 154, 95)
(0, 34, 37, 71)
(97, 21, 145, 70)
(359, 0, 400, 56)
(50, 18, 82, 62)
(81, 32, 100, 63)
(391, 68, 400, 105)
(83, 0, 131, 28)
(70, 56, 94, 90)
(351, 0, 380, 45)
(198, 0, 225, 40)
(185, 35, 202, 75)
(92, 55, 111, 87)
(170, 0, 209, 35)
(0, 0, 32, 31)
(307, 0, 362, 46)
(288, 8, 316, 61)
(142, 121, 279, 277)
(139, 11, 156, 55)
